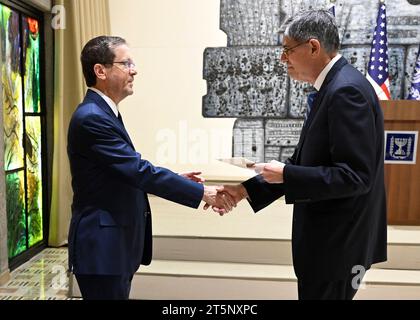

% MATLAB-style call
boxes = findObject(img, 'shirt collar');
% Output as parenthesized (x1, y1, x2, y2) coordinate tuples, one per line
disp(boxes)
(89, 87, 119, 117)
(313, 54, 342, 91)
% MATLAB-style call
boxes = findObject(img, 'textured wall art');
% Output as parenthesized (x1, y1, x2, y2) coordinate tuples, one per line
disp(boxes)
(203, 47, 287, 117)
(203, 0, 420, 163)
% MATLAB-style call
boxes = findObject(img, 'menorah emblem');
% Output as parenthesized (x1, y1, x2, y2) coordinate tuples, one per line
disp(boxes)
(389, 136, 413, 160)
(385, 132, 417, 164)
(394, 138, 408, 156)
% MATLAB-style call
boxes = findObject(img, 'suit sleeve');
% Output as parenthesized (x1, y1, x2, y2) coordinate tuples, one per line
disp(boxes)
(242, 175, 285, 213)
(78, 113, 204, 208)
(241, 153, 297, 213)
(283, 85, 376, 204)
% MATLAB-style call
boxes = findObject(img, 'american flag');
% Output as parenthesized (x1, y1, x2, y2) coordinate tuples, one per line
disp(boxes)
(407, 45, 420, 100)
(366, 2, 391, 100)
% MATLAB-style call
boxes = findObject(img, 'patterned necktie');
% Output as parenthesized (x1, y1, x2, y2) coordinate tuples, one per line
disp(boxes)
(305, 91, 318, 120)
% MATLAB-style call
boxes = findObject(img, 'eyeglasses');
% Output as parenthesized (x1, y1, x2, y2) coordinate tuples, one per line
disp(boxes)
(281, 40, 310, 57)
(111, 60, 136, 70)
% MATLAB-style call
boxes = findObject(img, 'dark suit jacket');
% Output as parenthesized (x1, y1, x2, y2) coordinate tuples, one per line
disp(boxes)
(243, 57, 387, 281)
(67, 89, 204, 275)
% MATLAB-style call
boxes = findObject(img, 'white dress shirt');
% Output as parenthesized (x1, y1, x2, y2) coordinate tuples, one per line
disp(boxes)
(313, 54, 342, 91)
(89, 87, 119, 117)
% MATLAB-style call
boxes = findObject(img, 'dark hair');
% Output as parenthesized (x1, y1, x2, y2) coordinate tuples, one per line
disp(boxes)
(80, 36, 127, 87)
(284, 10, 339, 54)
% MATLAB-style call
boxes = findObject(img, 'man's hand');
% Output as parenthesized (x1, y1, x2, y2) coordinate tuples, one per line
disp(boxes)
(203, 184, 248, 215)
(180, 171, 205, 184)
(202, 185, 236, 215)
(255, 161, 285, 183)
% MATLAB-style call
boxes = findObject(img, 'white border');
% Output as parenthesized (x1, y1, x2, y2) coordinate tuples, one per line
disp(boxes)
(384, 130, 418, 165)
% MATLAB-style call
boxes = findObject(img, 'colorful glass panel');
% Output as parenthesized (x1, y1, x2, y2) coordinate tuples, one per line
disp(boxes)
(6, 171, 27, 258)
(1, 4, 24, 171)
(25, 117, 43, 247)
(22, 15, 40, 113)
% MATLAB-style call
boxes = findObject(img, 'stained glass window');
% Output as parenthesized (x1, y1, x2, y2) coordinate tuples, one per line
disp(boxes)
(25, 117, 43, 247)
(1, 5, 24, 172)
(23, 16, 41, 114)
(6, 171, 26, 257)
(1, 2, 44, 259)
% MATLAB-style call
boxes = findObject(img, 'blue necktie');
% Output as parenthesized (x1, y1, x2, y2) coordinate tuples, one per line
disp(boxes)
(305, 91, 318, 120)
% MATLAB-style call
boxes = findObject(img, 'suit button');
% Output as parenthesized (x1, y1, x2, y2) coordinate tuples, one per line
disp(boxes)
(144, 211, 150, 217)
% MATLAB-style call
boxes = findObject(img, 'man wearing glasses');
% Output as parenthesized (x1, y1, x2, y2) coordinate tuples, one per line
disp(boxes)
(67, 36, 234, 300)
(212, 10, 387, 300)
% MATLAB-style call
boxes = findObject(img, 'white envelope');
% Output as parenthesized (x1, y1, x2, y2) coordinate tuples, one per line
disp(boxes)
(217, 157, 256, 169)
(253, 160, 284, 174)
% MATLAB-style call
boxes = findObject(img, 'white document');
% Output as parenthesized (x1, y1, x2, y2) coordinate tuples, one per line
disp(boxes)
(217, 157, 256, 169)
(269, 160, 284, 166)
(218, 158, 285, 175)
(252, 160, 285, 174)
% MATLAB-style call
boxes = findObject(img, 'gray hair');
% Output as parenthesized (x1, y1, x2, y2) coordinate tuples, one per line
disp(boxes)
(284, 10, 339, 54)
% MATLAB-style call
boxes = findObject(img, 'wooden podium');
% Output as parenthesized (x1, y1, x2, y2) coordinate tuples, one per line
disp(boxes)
(382, 100, 420, 225)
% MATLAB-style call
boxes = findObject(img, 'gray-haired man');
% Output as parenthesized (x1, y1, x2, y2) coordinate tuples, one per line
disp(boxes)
(213, 10, 387, 300)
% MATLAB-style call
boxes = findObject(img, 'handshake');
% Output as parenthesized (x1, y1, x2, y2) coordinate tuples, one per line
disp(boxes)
(181, 159, 286, 216)
(202, 184, 248, 216)
(180, 172, 246, 216)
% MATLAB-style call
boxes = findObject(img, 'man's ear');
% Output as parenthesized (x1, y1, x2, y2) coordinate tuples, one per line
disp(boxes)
(94, 63, 107, 81)
(309, 39, 321, 56)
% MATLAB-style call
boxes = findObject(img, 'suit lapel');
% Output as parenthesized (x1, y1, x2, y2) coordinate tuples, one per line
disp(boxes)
(85, 90, 135, 149)
(295, 57, 348, 163)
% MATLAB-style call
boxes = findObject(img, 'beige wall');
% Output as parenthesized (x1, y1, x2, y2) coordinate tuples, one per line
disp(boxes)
(109, 0, 252, 180)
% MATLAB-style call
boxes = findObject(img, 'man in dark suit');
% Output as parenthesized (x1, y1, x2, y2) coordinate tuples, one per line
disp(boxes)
(211, 10, 387, 299)
(67, 36, 234, 300)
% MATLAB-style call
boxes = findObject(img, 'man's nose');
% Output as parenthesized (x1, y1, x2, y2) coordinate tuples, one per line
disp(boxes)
(280, 52, 288, 63)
